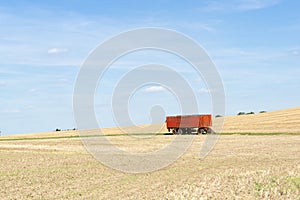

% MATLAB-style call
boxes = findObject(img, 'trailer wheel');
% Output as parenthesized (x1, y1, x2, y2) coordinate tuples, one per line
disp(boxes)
(187, 128, 192, 134)
(198, 128, 206, 135)
(207, 128, 215, 134)
(178, 128, 183, 135)
(172, 129, 176, 135)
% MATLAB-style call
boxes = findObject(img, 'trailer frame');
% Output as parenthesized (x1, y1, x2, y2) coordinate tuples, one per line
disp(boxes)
(166, 114, 213, 134)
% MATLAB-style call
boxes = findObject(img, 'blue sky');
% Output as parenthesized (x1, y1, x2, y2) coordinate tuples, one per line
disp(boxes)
(0, 0, 299, 135)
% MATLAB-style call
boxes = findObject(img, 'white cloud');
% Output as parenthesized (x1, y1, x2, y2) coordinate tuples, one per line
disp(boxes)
(144, 86, 166, 92)
(47, 48, 69, 54)
(287, 47, 300, 56)
(203, 0, 280, 12)
(0, 81, 7, 87)
(292, 51, 299, 56)
(2, 108, 21, 114)
(28, 88, 38, 93)
(238, 0, 280, 10)
(58, 78, 69, 82)
(199, 88, 215, 93)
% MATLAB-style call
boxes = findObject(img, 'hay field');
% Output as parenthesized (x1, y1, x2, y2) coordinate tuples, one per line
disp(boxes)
(215, 106, 300, 133)
(0, 124, 167, 140)
(2, 106, 300, 141)
(0, 106, 299, 199)
(0, 135, 299, 199)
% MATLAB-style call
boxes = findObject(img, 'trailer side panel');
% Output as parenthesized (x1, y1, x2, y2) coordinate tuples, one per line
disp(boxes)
(166, 114, 212, 129)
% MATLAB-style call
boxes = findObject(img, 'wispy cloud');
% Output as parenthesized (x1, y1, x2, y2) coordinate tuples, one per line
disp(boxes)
(199, 88, 215, 93)
(28, 88, 38, 93)
(47, 48, 69, 54)
(291, 50, 299, 56)
(171, 21, 218, 33)
(2, 108, 21, 114)
(144, 86, 166, 92)
(0, 81, 7, 87)
(286, 47, 300, 56)
(203, 0, 280, 12)
(238, 0, 280, 10)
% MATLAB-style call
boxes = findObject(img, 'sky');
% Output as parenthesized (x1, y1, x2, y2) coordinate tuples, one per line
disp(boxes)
(0, 0, 299, 135)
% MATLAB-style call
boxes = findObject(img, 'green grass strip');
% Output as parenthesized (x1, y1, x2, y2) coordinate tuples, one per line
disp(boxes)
(0, 132, 299, 142)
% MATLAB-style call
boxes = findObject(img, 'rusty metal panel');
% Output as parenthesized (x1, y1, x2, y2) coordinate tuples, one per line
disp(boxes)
(198, 115, 212, 127)
(166, 116, 180, 128)
(166, 114, 212, 129)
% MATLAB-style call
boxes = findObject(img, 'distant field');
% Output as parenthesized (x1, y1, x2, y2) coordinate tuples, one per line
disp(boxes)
(214, 106, 300, 133)
(2, 106, 300, 140)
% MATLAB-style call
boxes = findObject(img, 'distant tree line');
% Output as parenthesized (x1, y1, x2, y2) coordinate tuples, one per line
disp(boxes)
(55, 128, 77, 132)
(237, 111, 267, 116)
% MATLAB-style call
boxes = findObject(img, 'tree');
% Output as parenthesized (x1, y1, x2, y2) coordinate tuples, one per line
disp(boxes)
(215, 115, 223, 118)
(237, 112, 246, 115)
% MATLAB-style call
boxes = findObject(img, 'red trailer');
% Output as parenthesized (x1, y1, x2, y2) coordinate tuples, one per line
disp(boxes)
(166, 114, 213, 134)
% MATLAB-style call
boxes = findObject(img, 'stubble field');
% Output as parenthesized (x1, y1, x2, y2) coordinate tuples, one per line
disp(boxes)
(0, 134, 299, 199)
(1, 107, 300, 199)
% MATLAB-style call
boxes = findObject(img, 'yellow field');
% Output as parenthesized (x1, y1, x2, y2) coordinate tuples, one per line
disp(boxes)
(0, 135, 299, 199)
(2, 106, 300, 140)
(0, 107, 299, 199)
(216, 106, 300, 133)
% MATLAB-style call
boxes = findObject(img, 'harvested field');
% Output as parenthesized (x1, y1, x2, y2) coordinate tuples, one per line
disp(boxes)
(1, 106, 299, 199)
(215, 106, 300, 133)
(0, 135, 299, 199)
(2, 107, 299, 141)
